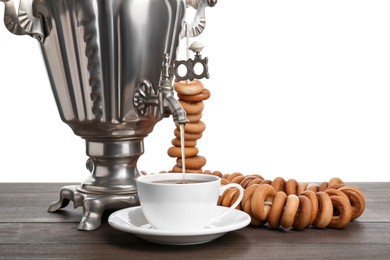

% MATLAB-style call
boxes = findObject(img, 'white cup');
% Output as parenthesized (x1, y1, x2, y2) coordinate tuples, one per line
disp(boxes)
(136, 173, 244, 230)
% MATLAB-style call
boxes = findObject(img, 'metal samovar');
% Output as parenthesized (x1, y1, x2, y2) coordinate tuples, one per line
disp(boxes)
(1, 0, 216, 230)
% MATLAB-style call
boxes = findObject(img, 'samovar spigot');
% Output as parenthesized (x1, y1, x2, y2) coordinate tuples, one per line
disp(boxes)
(159, 54, 188, 125)
(134, 54, 187, 125)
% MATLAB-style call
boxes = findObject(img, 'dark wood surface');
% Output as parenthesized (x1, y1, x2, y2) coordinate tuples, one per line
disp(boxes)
(0, 182, 389, 259)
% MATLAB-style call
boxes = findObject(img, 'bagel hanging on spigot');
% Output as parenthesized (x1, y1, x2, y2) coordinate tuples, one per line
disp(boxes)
(165, 39, 213, 173)
(167, 79, 210, 173)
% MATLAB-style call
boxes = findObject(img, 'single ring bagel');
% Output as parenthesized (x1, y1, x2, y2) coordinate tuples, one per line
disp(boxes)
(328, 177, 345, 189)
(167, 146, 198, 158)
(246, 178, 263, 187)
(261, 180, 272, 185)
(306, 183, 319, 193)
(231, 175, 246, 184)
(220, 187, 241, 209)
(338, 186, 365, 221)
(267, 191, 287, 229)
(211, 170, 223, 178)
(313, 191, 333, 229)
(171, 138, 197, 147)
(300, 190, 319, 226)
(220, 178, 230, 185)
(222, 173, 230, 180)
(240, 176, 262, 189)
(171, 165, 202, 173)
(226, 172, 244, 182)
(249, 174, 265, 180)
(285, 179, 298, 195)
(251, 184, 276, 222)
(186, 113, 203, 123)
(241, 184, 264, 226)
(325, 188, 349, 201)
(174, 128, 203, 140)
(241, 184, 261, 214)
(174, 80, 204, 95)
(293, 195, 312, 230)
(318, 182, 329, 191)
(328, 195, 352, 228)
(280, 194, 300, 229)
(178, 88, 211, 102)
(176, 120, 206, 134)
(176, 156, 206, 170)
(297, 182, 308, 195)
(178, 100, 204, 115)
(248, 212, 264, 226)
(271, 177, 286, 192)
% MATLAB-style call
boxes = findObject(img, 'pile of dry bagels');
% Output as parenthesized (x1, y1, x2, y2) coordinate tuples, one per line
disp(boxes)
(167, 80, 210, 173)
(203, 171, 365, 229)
(167, 79, 365, 230)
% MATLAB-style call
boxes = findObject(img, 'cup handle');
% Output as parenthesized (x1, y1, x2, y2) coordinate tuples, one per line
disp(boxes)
(209, 183, 244, 223)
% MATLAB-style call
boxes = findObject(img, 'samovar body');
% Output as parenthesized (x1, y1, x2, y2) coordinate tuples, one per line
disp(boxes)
(1, 0, 216, 230)
(39, 0, 183, 137)
(40, 0, 187, 195)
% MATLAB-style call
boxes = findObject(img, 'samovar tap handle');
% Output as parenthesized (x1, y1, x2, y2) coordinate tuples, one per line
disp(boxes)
(1, 0, 45, 42)
(184, 0, 217, 38)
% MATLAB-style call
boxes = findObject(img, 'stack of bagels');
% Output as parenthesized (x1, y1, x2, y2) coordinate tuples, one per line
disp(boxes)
(167, 80, 210, 173)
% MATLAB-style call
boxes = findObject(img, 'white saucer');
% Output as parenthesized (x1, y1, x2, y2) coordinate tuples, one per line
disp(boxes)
(108, 206, 251, 245)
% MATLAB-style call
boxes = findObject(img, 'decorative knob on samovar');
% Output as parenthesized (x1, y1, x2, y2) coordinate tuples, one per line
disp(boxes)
(185, 0, 218, 37)
(1, 0, 45, 42)
(173, 41, 210, 82)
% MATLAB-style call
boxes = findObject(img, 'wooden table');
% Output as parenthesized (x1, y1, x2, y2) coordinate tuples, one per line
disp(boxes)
(0, 182, 389, 259)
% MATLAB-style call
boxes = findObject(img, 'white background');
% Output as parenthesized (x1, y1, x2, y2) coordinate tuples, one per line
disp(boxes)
(0, 0, 389, 182)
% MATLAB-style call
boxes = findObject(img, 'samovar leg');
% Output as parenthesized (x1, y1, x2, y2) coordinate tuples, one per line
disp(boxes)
(48, 185, 139, 231)
(47, 185, 76, 212)
(48, 139, 142, 230)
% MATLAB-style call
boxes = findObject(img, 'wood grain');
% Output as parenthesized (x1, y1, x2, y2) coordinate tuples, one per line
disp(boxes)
(0, 182, 389, 259)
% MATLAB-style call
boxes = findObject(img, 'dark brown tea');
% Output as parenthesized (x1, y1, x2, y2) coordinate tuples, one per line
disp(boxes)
(153, 179, 209, 184)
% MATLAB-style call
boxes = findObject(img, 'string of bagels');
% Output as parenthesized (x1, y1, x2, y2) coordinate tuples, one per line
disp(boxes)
(167, 79, 366, 230)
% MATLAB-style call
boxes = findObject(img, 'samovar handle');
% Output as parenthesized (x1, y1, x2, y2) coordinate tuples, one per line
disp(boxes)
(184, 0, 217, 37)
(1, 0, 45, 42)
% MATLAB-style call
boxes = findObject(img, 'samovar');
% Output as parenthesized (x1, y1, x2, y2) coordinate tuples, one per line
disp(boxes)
(1, 0, 216, 230)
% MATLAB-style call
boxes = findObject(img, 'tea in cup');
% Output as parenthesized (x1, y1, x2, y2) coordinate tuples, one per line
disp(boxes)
(136, 173, 244, 230)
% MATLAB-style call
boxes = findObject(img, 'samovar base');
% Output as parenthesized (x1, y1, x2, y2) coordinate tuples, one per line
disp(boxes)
(48, 185, 139, 230)
(48, 138, 144, 230)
